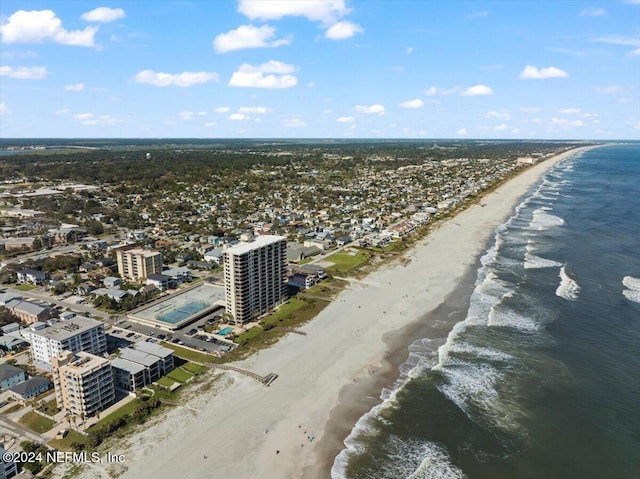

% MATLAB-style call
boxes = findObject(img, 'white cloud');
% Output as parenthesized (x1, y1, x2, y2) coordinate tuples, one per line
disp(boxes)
(461, 84, 493, 96)
(134, 70, 219, 87)
(238, 106, 269, 114)
(56, 108, 70, 115)
(78, 114, 121, 126)
(0, 65, 48, 79)
(65, 82, 84, 91)
(520, 65, 568, 79)
(307, 81, 315, 88)
(237, 1, 361, 41)
(73, 112, 93, 121)
(0, 103, 11, 114)
(213, 24, 290, 53)
(228, 61, 297, 89)
(81, 7, 126, 23)
(486, 110, 510, 119)
(494, 123, 508, 131)
(457, 128, 468, 135)
(205, 122, 217, 127)
(559, 108, 581, 114)
(580, 7, 605, 16)
(399, 98, 424, 109)
(179, 111, 206, 121)
(214, 107, 230, 113)
(551, 117, 584, 127)
(594, 35, 640, 55)
(325, 21, 363, 40)
(425, 85, 460, 96)
(237, 0, 350, 25)
(336, 116, 355, 123)
(355, 104, 385, 114)
(229, 113, 249, 121)
(406, 47, 413, 54)
(0, 10, 97, 47)
(282, 118, 306, 127)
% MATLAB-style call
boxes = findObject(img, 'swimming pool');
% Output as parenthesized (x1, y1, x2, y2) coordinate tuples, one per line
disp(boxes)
(217, 327, 234, 336)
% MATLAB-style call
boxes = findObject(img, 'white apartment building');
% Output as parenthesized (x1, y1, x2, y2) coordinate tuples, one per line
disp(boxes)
(223, 234, 287, 324)
(52, 351, 114, 418)
(30, 316, 106, 369)
(116, 247, 163, 282)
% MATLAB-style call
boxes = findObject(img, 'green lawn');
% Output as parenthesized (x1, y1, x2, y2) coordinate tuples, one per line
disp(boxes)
(89, 399, 141, 431)
(166, 368, 193, 383)
(261, 298, 306, 326)
(182, 362, 207, 374)
(18, 410, 55, 433)
(48, 431, 90, 451)
(324, 251, 370, 275)
(156, 377, 176, 388)
(160, 342, 215, 363)
(14, 283, 37, 291)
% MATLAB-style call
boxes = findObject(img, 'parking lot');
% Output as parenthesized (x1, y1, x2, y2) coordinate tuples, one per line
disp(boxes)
(111, 307, 236, 356)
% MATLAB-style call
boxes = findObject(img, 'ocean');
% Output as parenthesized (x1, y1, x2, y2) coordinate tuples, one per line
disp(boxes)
(332, 144, 640, 479)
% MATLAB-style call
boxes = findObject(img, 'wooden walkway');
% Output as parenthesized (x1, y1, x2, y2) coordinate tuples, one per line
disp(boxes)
(207, 364, 279, 386)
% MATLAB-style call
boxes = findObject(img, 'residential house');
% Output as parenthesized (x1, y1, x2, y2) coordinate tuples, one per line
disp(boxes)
(9, 376, 51, 403)
(0, 363, 26, 391)
(16, 268, 47, 285)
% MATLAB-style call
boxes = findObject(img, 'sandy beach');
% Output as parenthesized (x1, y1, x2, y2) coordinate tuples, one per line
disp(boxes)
(67, 147, 590, 479)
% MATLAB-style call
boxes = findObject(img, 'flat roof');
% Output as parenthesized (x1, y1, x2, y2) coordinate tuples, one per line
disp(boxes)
(119, 348, 160, 368)
(111, 357, 146, 375)
(223, 235, 285, 256)
(33, 316, 102, 342)
(134, 341, 173, 358)
(129, 283, 225, 330)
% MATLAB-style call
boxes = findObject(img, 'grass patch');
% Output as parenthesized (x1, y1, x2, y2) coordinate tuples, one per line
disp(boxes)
(182, 362, 207, 374)
(160, 342, 216, 363)
(89, 399, 140, 431)
(324, 250, 371, 275)
(19, 410, 55, 433)
(14, 283, 37, 291)
(166, 368, 193, 383)
(35, 398, 59, 416)
(156, 377, 176, 388)
(48, 431, 90, 451)
(4, 404, 22, 414)
(261, 298, 306, 326)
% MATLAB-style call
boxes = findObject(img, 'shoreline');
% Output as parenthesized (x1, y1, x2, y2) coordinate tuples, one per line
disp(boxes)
(68, 146, 593, 479)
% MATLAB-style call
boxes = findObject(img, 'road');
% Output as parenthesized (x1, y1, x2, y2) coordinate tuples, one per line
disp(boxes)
(2, 284, 111, 321)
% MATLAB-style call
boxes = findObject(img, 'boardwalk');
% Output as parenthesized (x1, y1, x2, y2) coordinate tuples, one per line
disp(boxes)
(206, 364, 279, 386)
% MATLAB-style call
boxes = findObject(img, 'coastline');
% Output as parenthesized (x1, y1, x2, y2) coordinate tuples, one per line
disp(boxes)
(71, 146, 592, 479)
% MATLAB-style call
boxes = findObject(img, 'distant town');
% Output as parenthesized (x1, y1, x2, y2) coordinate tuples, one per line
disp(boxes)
(0, 139, 589, 477)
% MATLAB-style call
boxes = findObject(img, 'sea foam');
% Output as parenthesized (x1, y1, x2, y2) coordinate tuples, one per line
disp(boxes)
(556, 265, 580, 301)
(524, 253, 563, 269)
(529, 208, 565, 230)
(622, 276, 640, 304)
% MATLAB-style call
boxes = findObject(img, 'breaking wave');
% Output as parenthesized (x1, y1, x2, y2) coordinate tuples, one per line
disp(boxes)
(524, 253, 563, 269)
(622, 276, 640, 304)
(556, 266, 580, 301)
(529, 208, 565, 230)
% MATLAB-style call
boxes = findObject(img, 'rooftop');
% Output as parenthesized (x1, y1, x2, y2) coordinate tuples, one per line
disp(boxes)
(223, 234, 286, 256)
(32, 316, 103, 342)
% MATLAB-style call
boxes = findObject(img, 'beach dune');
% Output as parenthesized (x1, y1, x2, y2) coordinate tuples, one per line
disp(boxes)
(83, 148, 588, 479)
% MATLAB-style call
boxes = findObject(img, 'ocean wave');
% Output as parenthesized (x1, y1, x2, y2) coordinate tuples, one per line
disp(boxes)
(487, 303, 542, 331)
(623, 290, 640, 304)
(529, 208, 564, 230)
(524, 253, 563, 269)
(332, 435, 466, 479)
(555, 265, 580, 301)
(622, 276, 640, 304)
(622, 276, 640, 291)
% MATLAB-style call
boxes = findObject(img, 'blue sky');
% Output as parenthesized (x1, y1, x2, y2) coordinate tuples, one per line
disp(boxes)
(1, 0, 638, 139)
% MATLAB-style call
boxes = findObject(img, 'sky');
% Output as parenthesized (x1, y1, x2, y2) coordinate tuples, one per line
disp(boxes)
(0, 0, 639, 139)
